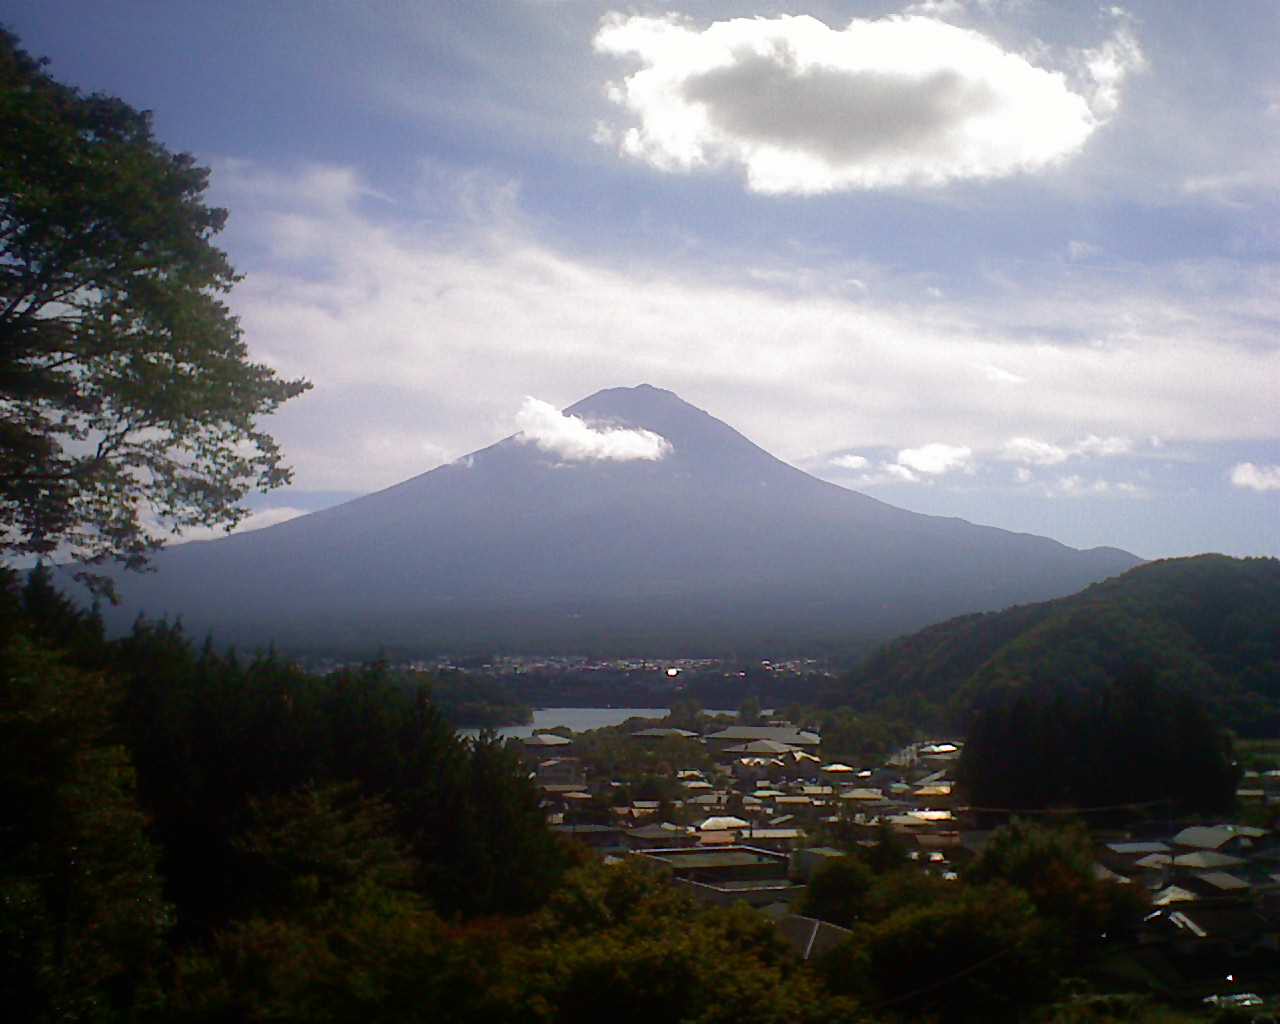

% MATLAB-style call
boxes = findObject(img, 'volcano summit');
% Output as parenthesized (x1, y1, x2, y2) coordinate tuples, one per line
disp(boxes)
(97, 385, 1139, 656)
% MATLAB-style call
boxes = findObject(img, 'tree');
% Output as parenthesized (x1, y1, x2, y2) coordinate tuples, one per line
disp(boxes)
(822, 882, 1054, 1022)
(801, 855, 875, 929)
(967, 820, 1148, 956)
(0, 30, 308, 588)
(0, 628, 170, 1023)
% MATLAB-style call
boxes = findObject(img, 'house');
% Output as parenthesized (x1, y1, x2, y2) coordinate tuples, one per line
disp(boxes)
(1173, 851, 1248, 871)
(738, 828, 805, 852)
(704, 726, 821, 754)
(535, 757, 584, 786)
(636, 845, 805, 907)
(700, 815, 751, 832)
(551, 822, 625, 852)
(631, 727, 699, 740)
(625, 821, 695, 850)
(725, 739, 801, 756)
(521, 732, 573, 760)
(1171, 825, 1268, 856)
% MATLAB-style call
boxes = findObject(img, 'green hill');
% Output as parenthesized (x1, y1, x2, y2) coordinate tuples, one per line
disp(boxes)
(836, 554, 1280, 736)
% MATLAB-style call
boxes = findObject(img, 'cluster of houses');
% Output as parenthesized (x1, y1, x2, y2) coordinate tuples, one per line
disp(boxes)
(523, 724, 966, 882)
(518, 720, 1280, 991)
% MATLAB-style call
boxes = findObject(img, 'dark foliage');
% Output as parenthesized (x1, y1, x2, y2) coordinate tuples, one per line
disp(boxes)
(836, 555, 1280, 737)
(959, 664, 1239, 814)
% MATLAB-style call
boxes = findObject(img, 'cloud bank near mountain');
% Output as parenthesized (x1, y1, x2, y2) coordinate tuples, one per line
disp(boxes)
(515, 397, 672, 462)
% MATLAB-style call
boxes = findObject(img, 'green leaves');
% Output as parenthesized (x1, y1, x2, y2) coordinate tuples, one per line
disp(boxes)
(0, 29, 308, 591)
(0, 629, 170, 1023)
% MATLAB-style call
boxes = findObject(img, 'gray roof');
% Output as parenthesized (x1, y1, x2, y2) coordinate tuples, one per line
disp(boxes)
(523, 732, 572, 747)
(1174, 850, 1247, 869)
(1107, 841, 1171, 856)
(727, 739, 800, 754)
(1193, 871, 1249, 892)
(1172, 825, 1258, 850)
(705, 726, 821, 746)
(632, 727, 699, 739)
(626, 822, 688, 840)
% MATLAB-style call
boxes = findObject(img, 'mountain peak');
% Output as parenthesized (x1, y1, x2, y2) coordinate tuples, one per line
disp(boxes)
(94, 384, 1142, 657)
(567, 383, 685, 419)
(563, 384, 766, 465)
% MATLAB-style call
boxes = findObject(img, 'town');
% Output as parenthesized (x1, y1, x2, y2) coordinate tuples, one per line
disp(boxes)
(523, 713, 1280, 1010)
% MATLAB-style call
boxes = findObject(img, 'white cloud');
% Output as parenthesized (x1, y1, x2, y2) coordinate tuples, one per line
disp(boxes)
(1014, 466, 1033, 483)
(903, 0, 965, 17)
(593, 11, 1134, 193)
(1231, 462, 1280, 492)
(1047, 475, 1149, 499)
(1075, 434, 1133, 457)
(897, 443, 972, 474)
(1054, 474, 1110, 497)
(830, 453, 870, 470)
(514, 397, 672, 462)
(884, 463, 921, 483)
(1003, 437, 1070, 465)
(1079, 17, 1145, 117)
(1002, 434, 1133, 465)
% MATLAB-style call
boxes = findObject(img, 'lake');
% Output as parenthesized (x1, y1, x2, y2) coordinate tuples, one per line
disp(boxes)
(457, 707, 735, 739)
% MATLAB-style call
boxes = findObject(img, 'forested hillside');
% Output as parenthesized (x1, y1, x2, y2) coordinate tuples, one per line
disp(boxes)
(837, 555, 1280, 735)
(2, 566, 1260, 1022)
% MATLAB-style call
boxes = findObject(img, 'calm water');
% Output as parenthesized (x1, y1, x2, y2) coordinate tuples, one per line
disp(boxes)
(457, 707, 734, 739)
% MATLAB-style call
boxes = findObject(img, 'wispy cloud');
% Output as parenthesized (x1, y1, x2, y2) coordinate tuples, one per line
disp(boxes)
(594, 10, 1141, 193)
(514, 397, 672, 462)
(216, 161, 1280, 500)
(1042, 475, 1149, 499)
(1001, 434, 1133, 466)
(1230, 462, 1280, 492)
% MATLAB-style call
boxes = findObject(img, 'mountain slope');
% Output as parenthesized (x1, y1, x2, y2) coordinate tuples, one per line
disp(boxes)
(836, 554, 1280, 734)
(95, 385, 1140, 656)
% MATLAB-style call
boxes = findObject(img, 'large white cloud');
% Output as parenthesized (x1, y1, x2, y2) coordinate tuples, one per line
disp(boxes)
(514, 397, 672, 462)
(593, 11, 1140, 193)
(1231, 463, 1280, 492)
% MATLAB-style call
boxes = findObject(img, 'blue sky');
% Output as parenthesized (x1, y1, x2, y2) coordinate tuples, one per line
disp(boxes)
(11, 1, 1279, 559)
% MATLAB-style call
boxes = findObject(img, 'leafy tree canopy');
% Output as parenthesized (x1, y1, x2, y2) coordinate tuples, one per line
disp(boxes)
(834, 555, 1280, 737)
(0, 30, 308, 587)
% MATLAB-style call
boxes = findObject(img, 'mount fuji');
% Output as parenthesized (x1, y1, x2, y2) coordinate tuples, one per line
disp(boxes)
(95, 385, 1140, 656)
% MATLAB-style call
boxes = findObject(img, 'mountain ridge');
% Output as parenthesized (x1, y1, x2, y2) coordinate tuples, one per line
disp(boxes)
(834, 553, 1280, 734)
(93, 384, 1141, 656)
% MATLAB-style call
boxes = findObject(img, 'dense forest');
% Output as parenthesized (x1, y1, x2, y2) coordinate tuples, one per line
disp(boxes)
(3, 567, 1235, 1023)
(835, 555, 1280, 736)
(414, 671, 532, 728)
